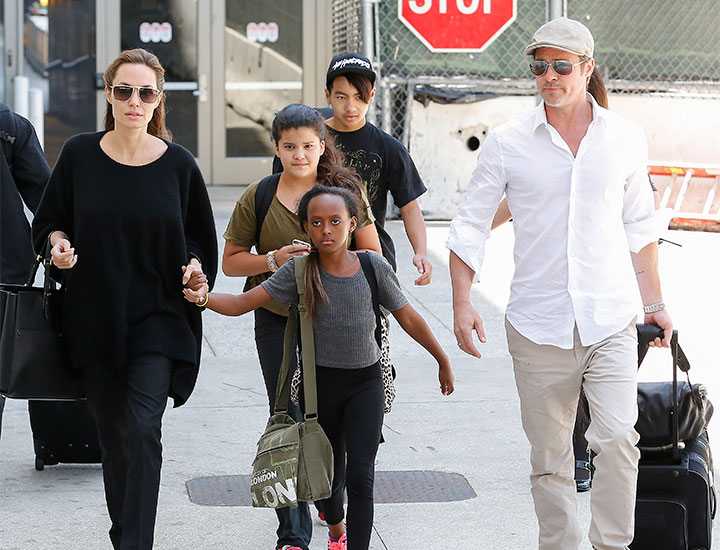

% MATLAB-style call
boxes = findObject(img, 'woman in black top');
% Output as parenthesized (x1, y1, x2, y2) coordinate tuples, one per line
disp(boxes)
(31, 48, 217, 550)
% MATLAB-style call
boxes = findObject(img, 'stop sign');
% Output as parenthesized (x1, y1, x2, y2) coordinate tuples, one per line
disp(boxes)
(398, 0, 517, 52)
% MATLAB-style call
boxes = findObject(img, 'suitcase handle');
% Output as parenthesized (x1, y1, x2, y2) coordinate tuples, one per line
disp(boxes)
(636, 324, 681, 462)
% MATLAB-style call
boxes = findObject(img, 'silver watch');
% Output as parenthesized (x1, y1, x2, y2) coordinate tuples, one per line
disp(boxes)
(643, 301, 665, 314)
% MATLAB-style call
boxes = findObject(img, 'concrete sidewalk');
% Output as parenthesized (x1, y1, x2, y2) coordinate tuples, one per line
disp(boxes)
(1, 186, 719, 549)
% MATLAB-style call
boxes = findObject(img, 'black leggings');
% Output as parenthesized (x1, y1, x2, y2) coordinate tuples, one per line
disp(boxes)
(314, 363, 384, 550)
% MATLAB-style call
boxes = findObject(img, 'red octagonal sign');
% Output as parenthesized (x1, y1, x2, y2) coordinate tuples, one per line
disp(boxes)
(398, 0, 517, 52)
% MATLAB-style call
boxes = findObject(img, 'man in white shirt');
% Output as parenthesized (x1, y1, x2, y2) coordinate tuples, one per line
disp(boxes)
(447, 17, 672, 550)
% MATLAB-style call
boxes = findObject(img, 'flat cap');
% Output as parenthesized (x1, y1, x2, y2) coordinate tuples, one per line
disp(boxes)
(524, 17, 594, 58)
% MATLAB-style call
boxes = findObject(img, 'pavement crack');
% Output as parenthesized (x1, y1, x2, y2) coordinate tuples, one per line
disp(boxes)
(221, 382, 265, 396)
(372, 524, 390, 549)
(202, 333, 217, 357)
(382, 424, 401, 435)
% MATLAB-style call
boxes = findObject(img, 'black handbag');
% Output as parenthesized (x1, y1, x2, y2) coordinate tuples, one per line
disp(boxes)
(0, 245, 84, 400)
(635, 324, 712, 453)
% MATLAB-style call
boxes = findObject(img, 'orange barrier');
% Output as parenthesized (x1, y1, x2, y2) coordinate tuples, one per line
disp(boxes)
(648, 162, 720, 232)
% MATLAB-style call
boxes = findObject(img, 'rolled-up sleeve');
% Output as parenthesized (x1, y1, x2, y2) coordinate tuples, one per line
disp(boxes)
(445, 131, 506, 282)
(622, 134, 658, 252)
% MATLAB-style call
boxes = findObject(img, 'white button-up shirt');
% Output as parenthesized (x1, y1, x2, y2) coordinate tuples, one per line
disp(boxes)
(446, 94, 659, 348)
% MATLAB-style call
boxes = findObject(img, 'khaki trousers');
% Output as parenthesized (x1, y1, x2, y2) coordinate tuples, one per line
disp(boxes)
(505, 319, 640, 550)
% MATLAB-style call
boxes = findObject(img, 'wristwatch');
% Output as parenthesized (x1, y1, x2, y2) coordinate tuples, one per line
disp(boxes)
(643, 301, 665, 314)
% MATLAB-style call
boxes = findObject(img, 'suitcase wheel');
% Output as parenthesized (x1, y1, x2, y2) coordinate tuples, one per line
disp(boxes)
(35, 456, 44, 471)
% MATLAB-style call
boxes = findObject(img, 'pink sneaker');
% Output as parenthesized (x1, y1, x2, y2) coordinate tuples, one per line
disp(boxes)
(328, 533, 347, 550)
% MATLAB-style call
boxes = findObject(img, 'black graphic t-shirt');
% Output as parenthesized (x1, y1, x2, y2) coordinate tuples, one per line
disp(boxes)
(274, 120, 426, 270)
(328, 122, 426, 270)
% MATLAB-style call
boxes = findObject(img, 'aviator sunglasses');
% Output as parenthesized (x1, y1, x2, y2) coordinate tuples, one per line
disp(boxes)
(109, 85, 161, 104)
(529, 59, 588, 77)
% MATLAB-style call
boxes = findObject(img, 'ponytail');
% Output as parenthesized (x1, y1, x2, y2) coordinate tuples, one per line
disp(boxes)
(316, 133, 364, 199)
(587, 67, 609, 109)
(303, 250, 329, 319)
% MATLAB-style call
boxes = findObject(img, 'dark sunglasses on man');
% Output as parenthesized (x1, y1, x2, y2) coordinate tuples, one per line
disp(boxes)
(108, 85, 161, 104)
(529, 59, 589, 77)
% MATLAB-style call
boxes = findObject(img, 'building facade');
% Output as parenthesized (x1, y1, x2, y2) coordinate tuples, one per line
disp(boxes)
(1, 0, 337, 183)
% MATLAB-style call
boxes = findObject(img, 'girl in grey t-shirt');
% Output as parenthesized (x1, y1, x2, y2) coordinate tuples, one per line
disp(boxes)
(184, 185, 454, 550)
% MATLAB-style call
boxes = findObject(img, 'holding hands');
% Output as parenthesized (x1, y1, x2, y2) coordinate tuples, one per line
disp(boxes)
(182, 260, 208, 304)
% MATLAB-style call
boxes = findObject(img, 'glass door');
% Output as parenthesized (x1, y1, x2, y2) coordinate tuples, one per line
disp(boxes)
(35, 0, 96, 166)
(120, 0, 211, 175)
(211, 0, 305, 184)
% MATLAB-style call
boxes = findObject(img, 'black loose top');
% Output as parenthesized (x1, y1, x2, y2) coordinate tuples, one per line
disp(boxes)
(32, 132, 218, 407)
(327, 122, 426, 271)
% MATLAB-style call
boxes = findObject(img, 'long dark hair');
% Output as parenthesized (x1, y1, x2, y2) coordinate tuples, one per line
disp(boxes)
(103, 48, 172, 140)
(271, 103, 364, 195)
(587, 66, 609, 109)
(297, 185, 360, 318)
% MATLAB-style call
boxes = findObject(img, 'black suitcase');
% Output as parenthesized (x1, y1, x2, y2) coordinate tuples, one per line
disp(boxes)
(631, 327, 716, 550)
(28, 400, 101, 470)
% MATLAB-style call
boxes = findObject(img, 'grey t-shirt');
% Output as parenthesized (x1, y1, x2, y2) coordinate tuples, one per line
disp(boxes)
(262, 252, 408, 368)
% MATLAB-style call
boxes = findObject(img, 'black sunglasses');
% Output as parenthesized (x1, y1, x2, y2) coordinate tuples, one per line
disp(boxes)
(529, 59, 588, 77)
(109, 85, 161, 104)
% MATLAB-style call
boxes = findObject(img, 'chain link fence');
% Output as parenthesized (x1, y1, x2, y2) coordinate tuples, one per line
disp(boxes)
(344, 0, 720, 145)
(331, 0, 363, 55)
(567, 0, 720, 96)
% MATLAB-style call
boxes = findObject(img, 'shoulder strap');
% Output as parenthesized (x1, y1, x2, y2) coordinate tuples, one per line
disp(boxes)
(254, 174, 280, 246)
(273, 256, 320, 419)
(358, 252, 382, 348)
(293, 255, 320, 419)
(0, 108, 17, 168)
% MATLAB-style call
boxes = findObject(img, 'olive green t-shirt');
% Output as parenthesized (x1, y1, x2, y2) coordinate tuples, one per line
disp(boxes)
(223, 178, 375, 316)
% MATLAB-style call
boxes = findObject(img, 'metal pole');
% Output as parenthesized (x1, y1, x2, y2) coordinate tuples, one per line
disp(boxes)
(381, 83, 392, 134)
(360, 0, 377, 122)
(29, 88, 44, 150)
(13, 76, 29, 118)
(549, 0, 565, 20)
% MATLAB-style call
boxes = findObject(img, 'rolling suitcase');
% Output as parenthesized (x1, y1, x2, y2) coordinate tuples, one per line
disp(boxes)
(631, 327, 716, 550)
(28, 400, 101, 471)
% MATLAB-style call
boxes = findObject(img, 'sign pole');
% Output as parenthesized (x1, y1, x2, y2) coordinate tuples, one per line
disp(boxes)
(361, 0, 377, 122)
(549, 0, 566, 21)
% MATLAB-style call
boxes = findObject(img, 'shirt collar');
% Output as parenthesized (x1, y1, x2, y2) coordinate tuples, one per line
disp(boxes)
(533, 92, 606, 133)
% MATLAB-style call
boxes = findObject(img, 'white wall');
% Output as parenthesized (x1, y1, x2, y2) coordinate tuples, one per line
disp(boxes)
(410, 94, 720, 219)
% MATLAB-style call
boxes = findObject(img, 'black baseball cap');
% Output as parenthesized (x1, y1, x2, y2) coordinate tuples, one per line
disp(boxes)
(325, 52, 376, 89)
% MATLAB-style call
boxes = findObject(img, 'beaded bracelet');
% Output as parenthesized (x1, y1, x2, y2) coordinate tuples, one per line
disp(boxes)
(266, 250, 279, 272)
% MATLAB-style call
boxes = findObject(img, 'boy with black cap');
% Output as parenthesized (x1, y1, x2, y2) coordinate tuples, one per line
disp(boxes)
(323, 52, 432, 284)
